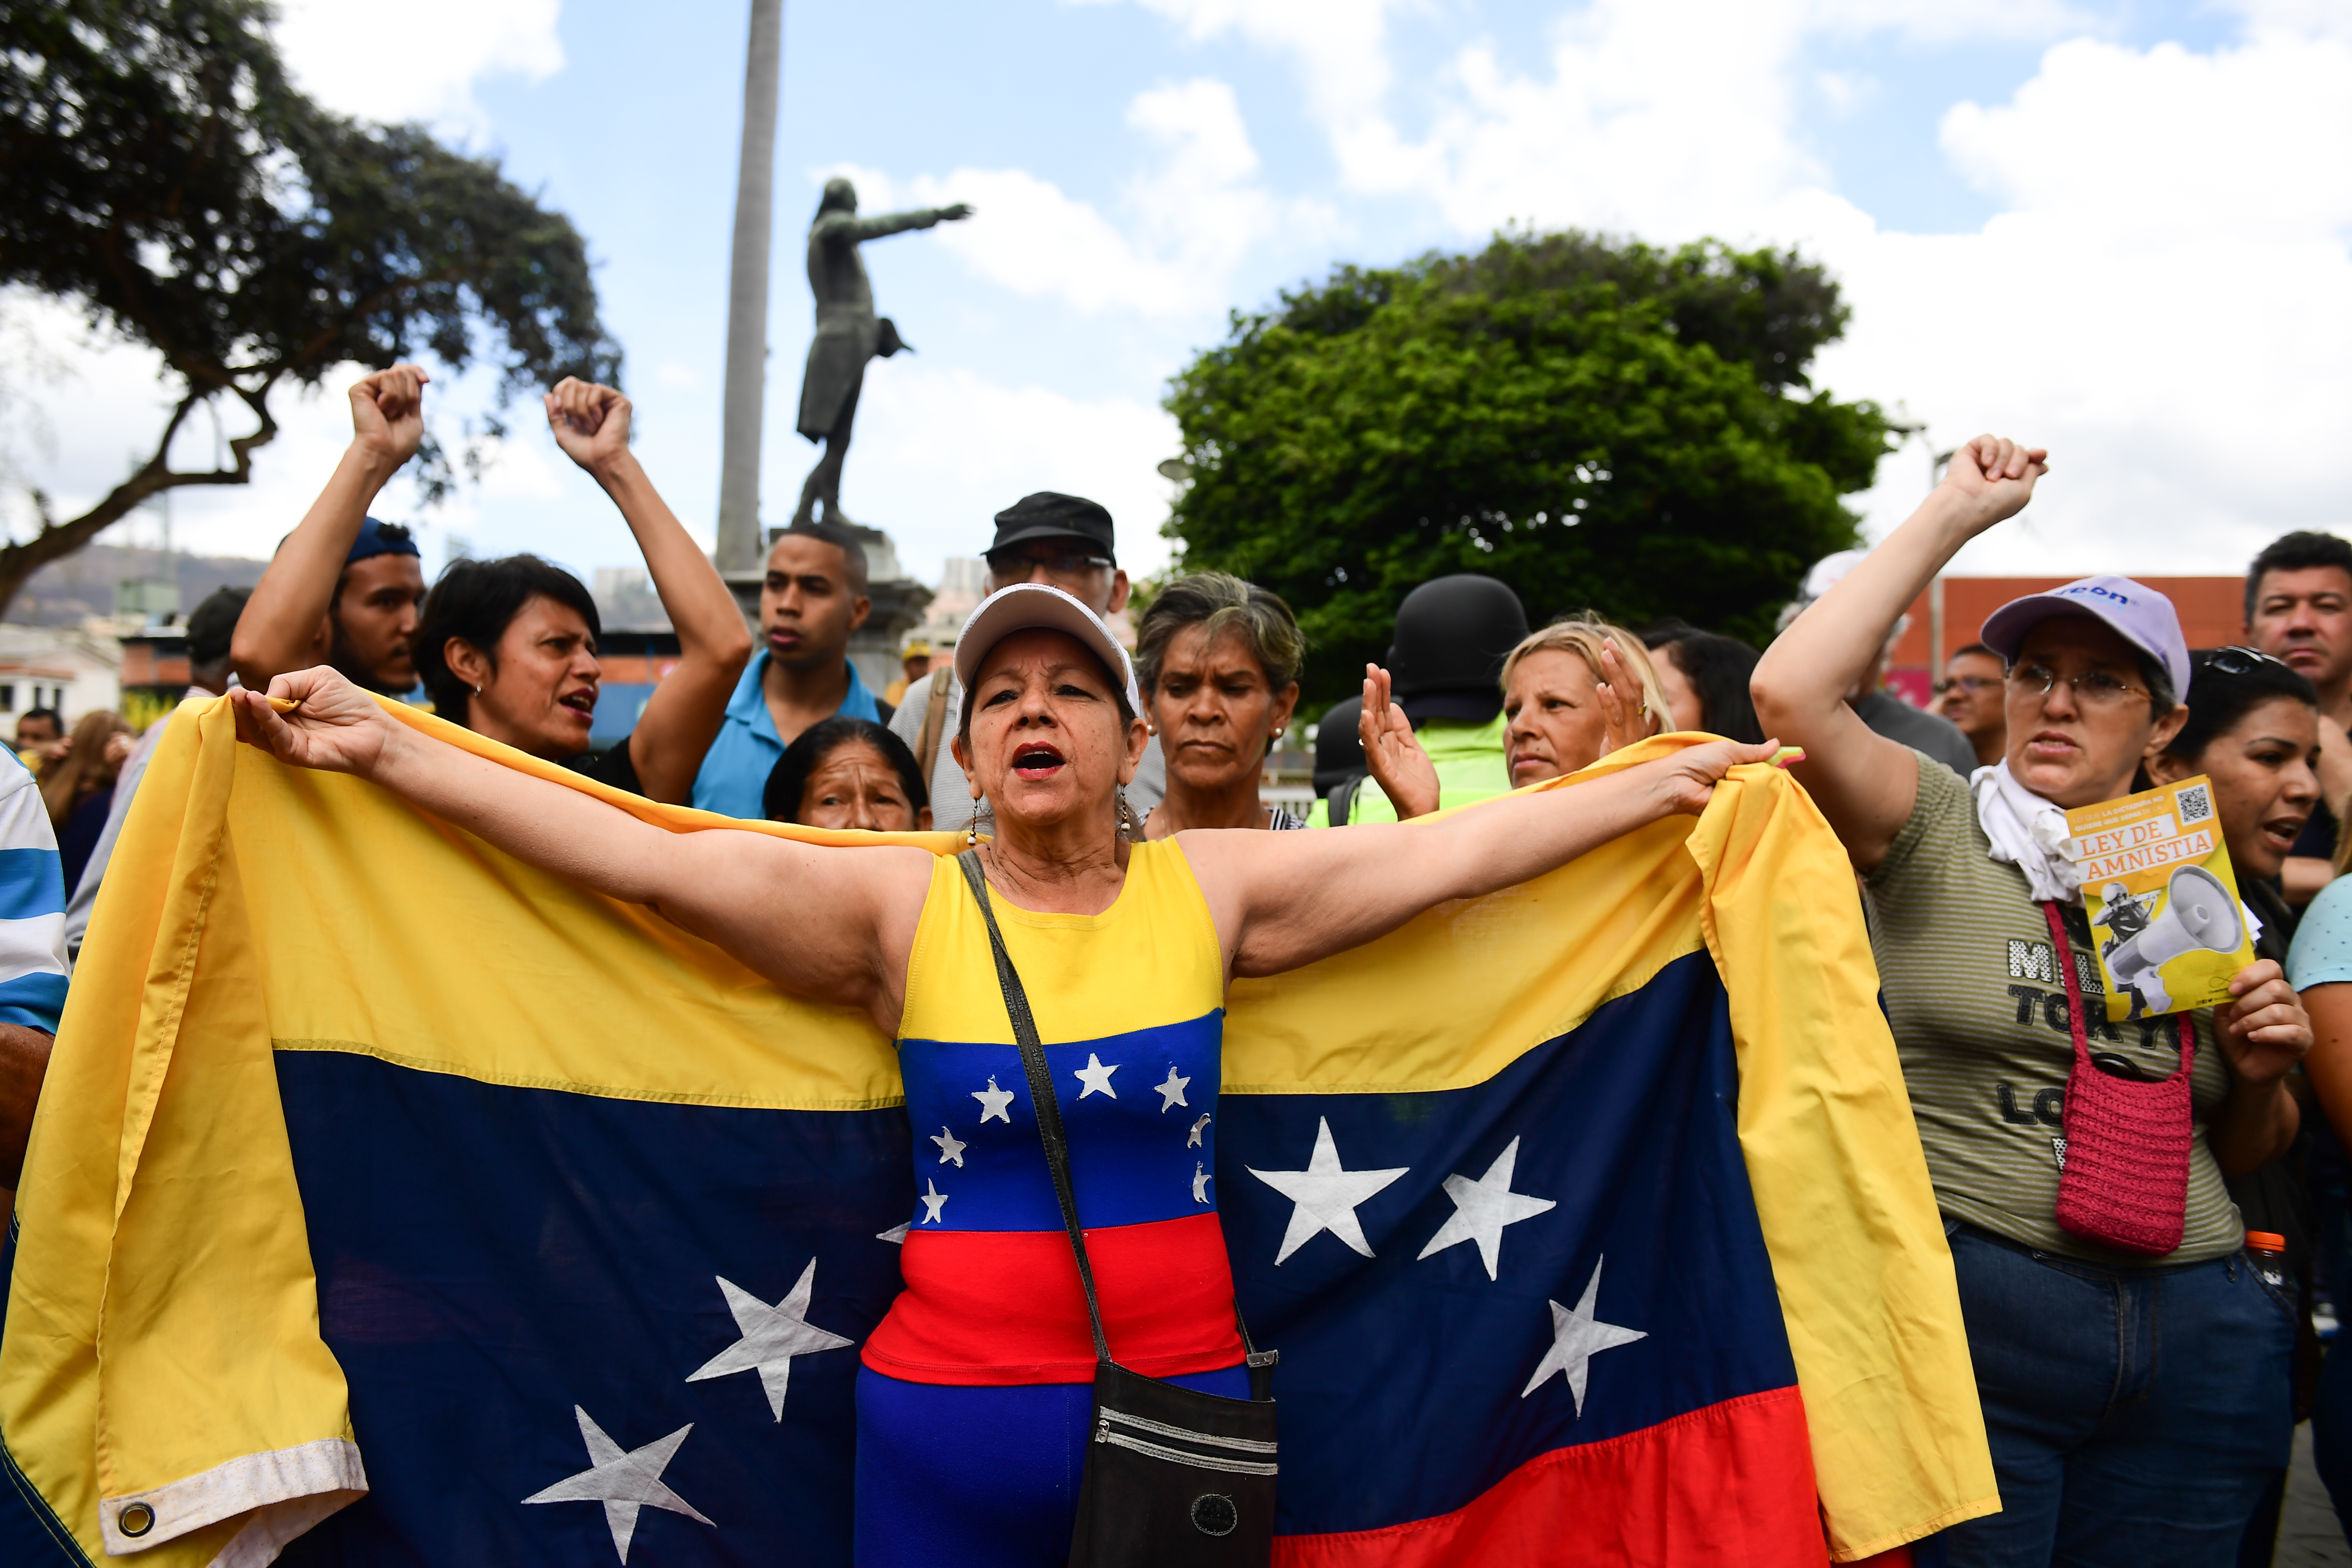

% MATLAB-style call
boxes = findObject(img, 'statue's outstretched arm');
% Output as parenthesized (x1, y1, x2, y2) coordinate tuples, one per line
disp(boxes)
(814, 204, 973, 244)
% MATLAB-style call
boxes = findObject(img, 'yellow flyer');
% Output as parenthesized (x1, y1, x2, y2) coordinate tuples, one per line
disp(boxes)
(2066, 774, 2257, 1021)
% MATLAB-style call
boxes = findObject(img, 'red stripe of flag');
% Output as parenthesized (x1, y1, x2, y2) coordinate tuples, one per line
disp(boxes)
(1274, 1387, 1827, 1568)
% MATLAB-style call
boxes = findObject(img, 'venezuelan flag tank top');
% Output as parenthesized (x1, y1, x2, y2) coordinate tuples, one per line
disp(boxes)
(860, 839, 1245, 1386)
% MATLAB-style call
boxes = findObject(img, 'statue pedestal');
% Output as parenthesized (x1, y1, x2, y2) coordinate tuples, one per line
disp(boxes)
(723, 521, 934, 700)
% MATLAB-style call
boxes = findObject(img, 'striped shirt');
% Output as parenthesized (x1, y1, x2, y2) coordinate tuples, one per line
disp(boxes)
(0, 752, 68, 1033)
(1865, 749, 2240, 1265)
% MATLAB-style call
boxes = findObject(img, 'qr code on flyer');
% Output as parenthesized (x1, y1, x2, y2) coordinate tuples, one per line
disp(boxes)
(2178, 783, 2213, 824)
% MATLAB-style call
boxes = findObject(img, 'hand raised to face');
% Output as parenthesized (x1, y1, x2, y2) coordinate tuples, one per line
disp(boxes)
(1359, 663, 1441, 820)
(1594, 639, 1655, 756)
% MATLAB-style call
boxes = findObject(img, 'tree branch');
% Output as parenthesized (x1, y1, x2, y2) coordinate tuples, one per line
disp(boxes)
(0, 381, 281, 621)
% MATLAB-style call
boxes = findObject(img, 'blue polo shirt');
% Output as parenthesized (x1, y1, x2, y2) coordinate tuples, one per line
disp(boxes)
(690, 653, 882, 818)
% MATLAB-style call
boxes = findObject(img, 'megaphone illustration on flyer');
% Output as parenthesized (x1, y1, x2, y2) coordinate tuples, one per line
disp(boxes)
(2102, 863, 2243, 1015)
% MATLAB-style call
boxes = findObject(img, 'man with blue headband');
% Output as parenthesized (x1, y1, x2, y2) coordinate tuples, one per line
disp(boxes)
(234, 365, 432, 697)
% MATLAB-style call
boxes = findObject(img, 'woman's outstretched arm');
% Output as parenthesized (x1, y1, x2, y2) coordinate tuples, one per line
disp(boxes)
(1181, 737, 1782, 980)
(231, 669, 931, 1030)
(1748, 434, 2046, 873)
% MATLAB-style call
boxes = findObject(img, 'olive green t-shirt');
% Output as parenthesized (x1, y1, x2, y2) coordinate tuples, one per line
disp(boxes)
(1865, 749, 2243, 1265)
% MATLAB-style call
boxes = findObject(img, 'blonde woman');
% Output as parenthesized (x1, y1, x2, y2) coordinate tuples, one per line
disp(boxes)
(1361, 617, 1669, 816)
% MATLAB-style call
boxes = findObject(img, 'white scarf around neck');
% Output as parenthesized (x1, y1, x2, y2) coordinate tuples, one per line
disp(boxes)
(1970, 761, 2082, 904)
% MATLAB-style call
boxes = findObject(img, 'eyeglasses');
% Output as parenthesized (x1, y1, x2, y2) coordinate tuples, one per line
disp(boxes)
(1934, 675, 2001, 695)
(2006, 659, 2151, 708)
(987, 547, 1113, 580)
(2204, 645, 2291, 676)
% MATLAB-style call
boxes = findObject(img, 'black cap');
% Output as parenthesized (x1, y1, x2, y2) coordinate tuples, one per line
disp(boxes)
(990, 492, 1116, 561)
(1312, 694, 1364, 795)
(186, 586, 252, 667)
(1387, 574, 1528, 726)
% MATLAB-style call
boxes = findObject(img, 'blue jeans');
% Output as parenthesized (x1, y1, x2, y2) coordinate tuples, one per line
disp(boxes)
(1941, 1223, 2294, 1568)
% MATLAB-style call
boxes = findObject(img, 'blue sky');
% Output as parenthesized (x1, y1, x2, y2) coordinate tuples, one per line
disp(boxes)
(6, 0, 2348, 593)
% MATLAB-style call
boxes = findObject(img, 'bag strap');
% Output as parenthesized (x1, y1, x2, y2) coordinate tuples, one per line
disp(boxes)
(2042, 901, 2194, 1076)
(915, 673, 953, 796)
(956, 850, 1277, 1396)
(957, 851, 1113, 1364)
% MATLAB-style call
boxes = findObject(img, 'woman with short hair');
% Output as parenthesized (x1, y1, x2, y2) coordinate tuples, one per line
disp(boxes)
(1750, 435, 2312, 1566)
(234, 580, 1778, 1565)
(1131, 571, 1307, 834)
(762, 716, 931, 831)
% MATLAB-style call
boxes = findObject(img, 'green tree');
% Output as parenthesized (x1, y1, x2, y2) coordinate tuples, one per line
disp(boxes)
(0, 0, 619, 616)
(1165, 229, 1900, 705)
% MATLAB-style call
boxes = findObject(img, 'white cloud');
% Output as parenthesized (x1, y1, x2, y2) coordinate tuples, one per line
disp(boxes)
(1813, 23, 2352, 571)
(272, 0, 564, 129)
(828, 78, 1328, 318)
(1127, 0, 2352, 576)
(1940, 35, 2352, 243)
(789, 361, 1179, 584)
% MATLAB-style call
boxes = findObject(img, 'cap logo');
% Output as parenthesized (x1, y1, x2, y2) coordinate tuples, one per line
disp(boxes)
(2061, 583, 2131, 607)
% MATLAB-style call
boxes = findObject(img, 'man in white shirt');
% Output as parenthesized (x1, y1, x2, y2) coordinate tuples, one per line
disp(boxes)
(889, 493, 1163, 833)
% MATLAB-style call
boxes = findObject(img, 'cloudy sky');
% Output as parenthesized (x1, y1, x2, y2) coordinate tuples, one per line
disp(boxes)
(5, 0, 2347, 591)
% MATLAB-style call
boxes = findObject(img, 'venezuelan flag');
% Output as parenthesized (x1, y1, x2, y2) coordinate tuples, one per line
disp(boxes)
(0, 698, 1992, 1565)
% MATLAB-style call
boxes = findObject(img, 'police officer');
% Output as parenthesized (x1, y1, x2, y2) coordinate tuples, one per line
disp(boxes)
(1313, 575, 1527, 825)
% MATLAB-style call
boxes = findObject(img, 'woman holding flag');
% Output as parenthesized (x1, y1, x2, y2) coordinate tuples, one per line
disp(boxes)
(1750, 434, 2312, 1567)
(234, 581, 1777, 1567)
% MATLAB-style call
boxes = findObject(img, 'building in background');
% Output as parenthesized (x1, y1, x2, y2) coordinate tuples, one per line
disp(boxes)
(910, 555, 986, 653)
(0, 626, 122, 724)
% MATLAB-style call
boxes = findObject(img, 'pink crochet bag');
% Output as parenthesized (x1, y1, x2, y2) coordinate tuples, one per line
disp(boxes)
(2042, 901, 2195, 1256)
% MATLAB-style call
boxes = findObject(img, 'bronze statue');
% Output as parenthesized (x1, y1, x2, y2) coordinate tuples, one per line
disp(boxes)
(791, 177, 972, 528)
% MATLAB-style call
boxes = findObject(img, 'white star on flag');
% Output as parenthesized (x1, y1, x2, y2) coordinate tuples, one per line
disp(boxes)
(1188, 1113, 1211, 1148)
(683, 1260, 855, 1421)
(1247, 1116, 1408, 1263)
(919, 1179, 949, 1224)
(1522, 1258, 1647, 1414)
(931, 1127, 966, 1166)
(972, 1075, 1015, 1124)
(521, 1406, 713, 1563)
(1155, 1066, 1190, 1111)
(876, 1223, 908, 1244)
(1416, 1136, 1557, 1280)
(1192, 1162, 1211, 1204)
(1073, 1053, 1119, 1099)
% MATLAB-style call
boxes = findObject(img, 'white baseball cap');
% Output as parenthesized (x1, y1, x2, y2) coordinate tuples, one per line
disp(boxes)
(953, 582, 1142, 714)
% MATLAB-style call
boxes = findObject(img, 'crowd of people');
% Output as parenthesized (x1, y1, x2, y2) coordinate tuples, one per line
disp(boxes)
(6, 369, 2352, 1565)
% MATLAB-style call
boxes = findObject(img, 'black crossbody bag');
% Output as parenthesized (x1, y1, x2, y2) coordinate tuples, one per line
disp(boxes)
(956, 852, 1279, 1564)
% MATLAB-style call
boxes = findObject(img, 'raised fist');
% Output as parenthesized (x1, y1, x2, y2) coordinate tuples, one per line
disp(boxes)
(1939, 433, 2050, 536)
(544, 378, 633, 474)
(348, 364, 429, 470)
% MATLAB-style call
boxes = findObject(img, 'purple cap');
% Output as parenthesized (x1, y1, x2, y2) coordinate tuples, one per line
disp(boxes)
(1979, 575, 2191, 699)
